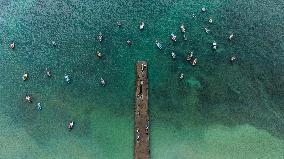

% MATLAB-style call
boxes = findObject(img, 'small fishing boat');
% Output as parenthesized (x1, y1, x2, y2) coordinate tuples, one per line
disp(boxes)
(25, 95, 32, 103)
(97, 51, 102, 58)
(180, 24, 186, 33)
(171, 33, 177, 42)
(37, 103, 42, 110)
(97, 32, 103, 42)
(209, 17, 213, 24)
(68, 121, 74, 130)
(127, 40, 132, 46)
(100, 77, 106, 86)
(171, 52, 176, 59)
(117, 21, 122, 27)
(64, 74, 71, 84)
(136, 129, 140, 142)
(192, 58, 197, 66)
(186, 52, 193, 61)
(22, 73, 28, 81)
(141, 63, 147, 72)
(212, 41, 217, 50)
(179, 73, 184, 80)
(205, 28, 210, 33)
(145, 120, 149, 135)
(47, 70, 51, 77)
(229, 33, 234, 40)
(183, 34, 187, 41)
(46, 68, 52, 77)
(139, 22, 144, 30)
(155, 40, 162, 50)
(52, 41, 56, 46)
(230, 56, 236, 62)
(10, 41, 15, 49)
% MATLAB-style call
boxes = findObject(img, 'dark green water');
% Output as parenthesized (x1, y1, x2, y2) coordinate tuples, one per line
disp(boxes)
(0, 0, 284, 158)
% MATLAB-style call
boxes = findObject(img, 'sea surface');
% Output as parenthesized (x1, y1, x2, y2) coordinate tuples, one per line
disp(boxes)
(0, 0, 284, 158)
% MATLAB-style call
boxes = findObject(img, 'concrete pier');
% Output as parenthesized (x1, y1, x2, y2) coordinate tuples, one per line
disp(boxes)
(134, 61, 150, 159)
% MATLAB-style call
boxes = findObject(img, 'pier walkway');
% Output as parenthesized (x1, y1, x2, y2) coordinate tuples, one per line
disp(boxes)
(134, 61, 150, 159)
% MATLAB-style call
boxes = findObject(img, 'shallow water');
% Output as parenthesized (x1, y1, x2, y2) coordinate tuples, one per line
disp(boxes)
(0, 0, 284, 158)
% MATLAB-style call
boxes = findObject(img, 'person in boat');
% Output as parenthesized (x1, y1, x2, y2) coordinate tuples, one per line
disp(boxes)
(97, 51, 102, 58)
(209, 17, 213, 24)
(25, 95, 32, 103)
(10, 41, 15, 49)
(37, 103, 42, 110)
(192, 58, 197, 66)
(180, 24, 186, 33)
(205, 27, 210, 33)
(230, 56, 236, 63)
(64, 74, 71, 84)
(127, 40, 132, 46)
(171, 52, 176, 59)
(68, 121, 74, 130)
(201, 7, 206, 12)
(186, 52, 193, 61)
(100, 77, 106, 86)
(117, 21, 122, 27)
(229, 33, 234, 40)
(171, 33, 177, 42)
(97, 32, 103, 42)
(22, 73, 28, 81)
(179, 73, 184, 80)
(139, 21, 145, 30)
(212, 41, 217, 50)
(155, 40, 162, 50)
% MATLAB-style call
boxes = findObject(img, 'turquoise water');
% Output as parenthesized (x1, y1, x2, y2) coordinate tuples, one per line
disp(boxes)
(0, 0, 284, 158)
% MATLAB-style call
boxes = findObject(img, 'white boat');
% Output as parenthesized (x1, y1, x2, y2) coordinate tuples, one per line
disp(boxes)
(64, 74, 71, 83)
(186, 52, 193, 61)
(171, 33, 177, 42)
(212, 41, 217, 50)
(22, 73, 28, 81)
(179, 73, 184, 80)
(68, 121, 74, 130)
(171, 52, 176, 59)
(183, 34, 187, 41)
(97, 32, 103, 42)
(139, 22, 144, 30)
(229, 33, 234, 40)
(192, 58, 197, 66)
(10, 41, 15, 49)
(100, 77, 106, 86)
(155, 41, 162, 50)
(209, 18, 213, 24)
(37, 103, 42, 110)
(25, 95, 32, 103)
(180, 25, 186, 33)
(205, 28, 210, 33)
